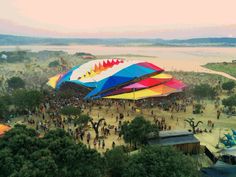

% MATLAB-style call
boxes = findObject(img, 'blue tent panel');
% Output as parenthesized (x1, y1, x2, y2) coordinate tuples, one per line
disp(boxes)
(56, 70, 73, 89)
(84, 76, 133, 99)
(69, 80, 96, 88)
(84, 78, 109, 99)
(114, 64, 155, 78)
(101, 76, 133, 91)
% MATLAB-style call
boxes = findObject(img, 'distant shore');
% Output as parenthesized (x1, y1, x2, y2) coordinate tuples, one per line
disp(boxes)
(1, 45, 236, 80)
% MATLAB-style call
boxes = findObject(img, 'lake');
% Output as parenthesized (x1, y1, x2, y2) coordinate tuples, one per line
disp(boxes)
(0, 45, 235, 78)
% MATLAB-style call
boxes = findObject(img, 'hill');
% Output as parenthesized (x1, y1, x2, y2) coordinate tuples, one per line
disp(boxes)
(1, 34, 236, 46)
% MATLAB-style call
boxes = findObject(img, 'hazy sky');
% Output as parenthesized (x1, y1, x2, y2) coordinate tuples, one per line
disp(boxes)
(1, 0, 236, 38)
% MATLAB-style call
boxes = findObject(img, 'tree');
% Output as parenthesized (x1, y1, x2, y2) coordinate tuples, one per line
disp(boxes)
(48, 60, 60, 68)
(13, 90, 43, 112)
(193, 103, 203, 114)
(222, 81, 235, 93)
(7, 77, 25, 90)
(184, 118, 203, 134)
(90, 118, 105, 139)
(75, 114, 90, 131)
(0, 51, 29, 63)
(122, 146, 199, 177)
(0, 98, 7, 119)
(192, 84, 217, 99)
(121, 116, 159, 148)
(222, 94, 236, 114)
(0, 125, 201, 177)
(104, 146, 128, 177)
(0, 95, 12, 120)
(60, 105, 81, 122)
(0, 94, 12, 106)
(0, 125, 104, 177)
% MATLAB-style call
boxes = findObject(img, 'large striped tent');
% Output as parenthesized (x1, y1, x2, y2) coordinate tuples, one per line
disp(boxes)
(47, 59, 186, 100)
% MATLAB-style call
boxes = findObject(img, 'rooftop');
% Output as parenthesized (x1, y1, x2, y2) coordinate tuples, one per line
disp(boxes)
(159, 130, 193, 138)
(148, 130, 200, 146)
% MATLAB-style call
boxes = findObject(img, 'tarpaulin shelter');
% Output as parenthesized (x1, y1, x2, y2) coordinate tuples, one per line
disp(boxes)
(0, 124, 11, 137)
(47, 59, 186, 100)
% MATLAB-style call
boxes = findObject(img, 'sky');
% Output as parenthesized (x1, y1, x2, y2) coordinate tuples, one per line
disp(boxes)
(0, 0, 236, 38)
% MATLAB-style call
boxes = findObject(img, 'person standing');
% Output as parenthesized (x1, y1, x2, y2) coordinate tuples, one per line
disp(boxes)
(217, 110, 221, 119)
(93, 138, 97, 149)
(112, 141, 115, 149)
(98, 139, 101, 148)
(102, 139, 105, 149)
(87, 132, 91, 144)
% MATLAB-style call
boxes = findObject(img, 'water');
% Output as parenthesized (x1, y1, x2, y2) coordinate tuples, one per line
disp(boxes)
(0, 45, 235, 79)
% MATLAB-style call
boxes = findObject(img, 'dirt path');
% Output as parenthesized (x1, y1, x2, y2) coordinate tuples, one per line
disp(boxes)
(199, 66, 236, 81)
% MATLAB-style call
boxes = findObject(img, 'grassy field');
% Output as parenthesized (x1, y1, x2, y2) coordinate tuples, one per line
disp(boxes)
(169, 71, 231, 84)
(204, 62, 236, 78)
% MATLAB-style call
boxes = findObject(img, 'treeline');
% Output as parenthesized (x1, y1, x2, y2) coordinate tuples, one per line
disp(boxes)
(190, 81, 236, 115)
(0, 50, 30, 63)
(0, 50, 97, 64)
(0, 76, 45, 120)
(0, 89, 43, 120)
(0, 50, 67, 63)
(0, 125, 199, 177)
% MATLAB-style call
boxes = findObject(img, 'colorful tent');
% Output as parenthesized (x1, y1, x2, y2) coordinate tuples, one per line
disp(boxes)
(0, 124, 11, 137)
(47, 59, 186, 100)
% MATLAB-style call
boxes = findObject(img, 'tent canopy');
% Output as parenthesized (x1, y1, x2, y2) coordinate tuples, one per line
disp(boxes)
(47, 59, 186, 100)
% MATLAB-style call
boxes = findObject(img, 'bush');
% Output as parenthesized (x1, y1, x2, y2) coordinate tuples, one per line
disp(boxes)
(222, 95, 236, 114)
(0, 51, 30, 63)
(48, 60, 60, 67)
(122, 146, 199, 177)
(193, 104, 203, 114)
(222, 81, 235, 93)
(121, 116, 159, 148)
(192, 84, 217, 99)
(7, 77, 25, 90)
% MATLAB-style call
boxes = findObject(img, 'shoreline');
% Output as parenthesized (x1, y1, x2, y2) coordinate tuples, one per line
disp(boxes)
(1, 45, 236, 81)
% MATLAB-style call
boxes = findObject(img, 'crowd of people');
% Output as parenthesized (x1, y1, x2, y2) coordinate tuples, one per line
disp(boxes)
(22, 87, 200, 150)
(7, 71, 227, 152)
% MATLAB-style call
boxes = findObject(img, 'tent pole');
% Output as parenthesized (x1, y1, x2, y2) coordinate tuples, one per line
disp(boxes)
(133, 88, 135, 105)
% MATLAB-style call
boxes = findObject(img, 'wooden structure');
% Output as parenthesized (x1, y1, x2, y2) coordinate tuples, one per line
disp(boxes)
(148, 130, 200, 154)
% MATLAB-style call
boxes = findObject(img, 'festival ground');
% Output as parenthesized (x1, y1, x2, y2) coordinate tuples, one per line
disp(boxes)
(9, 95, 236, 156)
(1, 51, 236, 159)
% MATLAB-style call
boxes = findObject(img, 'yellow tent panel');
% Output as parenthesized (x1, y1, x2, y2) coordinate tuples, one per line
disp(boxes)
(85, 71, 90, 78)
(105, 84, 178, 100)
(80, 75, 85, 80)
(89, 70, 97, 78)
(151, 73, 172, 79)
(47, 74, 61, 88)
(105, 89, 159, 100)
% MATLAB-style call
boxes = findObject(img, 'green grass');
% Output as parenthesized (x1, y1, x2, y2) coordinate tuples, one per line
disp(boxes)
(203, 62, 236, 78)
(168, 71, 231, 86)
